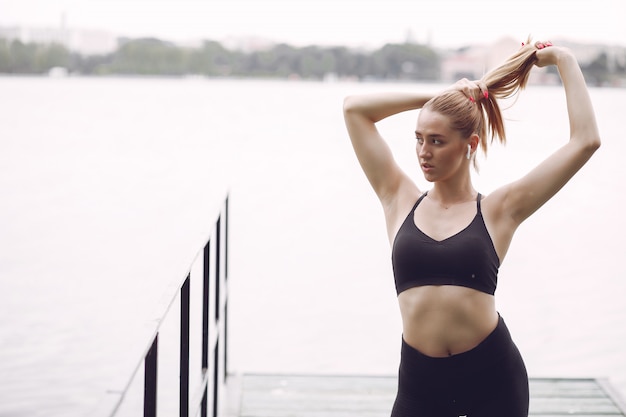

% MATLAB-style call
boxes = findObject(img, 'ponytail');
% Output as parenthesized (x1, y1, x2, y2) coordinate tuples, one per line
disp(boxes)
(480, 36, 539, 146)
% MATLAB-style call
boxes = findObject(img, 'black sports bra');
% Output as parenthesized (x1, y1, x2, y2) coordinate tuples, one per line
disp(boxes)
(391, 192, 500, 295)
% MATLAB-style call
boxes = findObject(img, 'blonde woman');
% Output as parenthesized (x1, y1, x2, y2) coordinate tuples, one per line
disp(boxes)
(343, 40, 600, 416)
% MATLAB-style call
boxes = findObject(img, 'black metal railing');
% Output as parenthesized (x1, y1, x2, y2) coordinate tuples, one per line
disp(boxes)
(93, 195, 230, 417)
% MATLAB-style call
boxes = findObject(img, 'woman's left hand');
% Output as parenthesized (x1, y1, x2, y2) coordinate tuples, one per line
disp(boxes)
(534, 41, 573, 68)
(449, 78, 488, 102)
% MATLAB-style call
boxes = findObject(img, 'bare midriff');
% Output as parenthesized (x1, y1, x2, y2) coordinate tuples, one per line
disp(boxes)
(398, 285, 499, 357)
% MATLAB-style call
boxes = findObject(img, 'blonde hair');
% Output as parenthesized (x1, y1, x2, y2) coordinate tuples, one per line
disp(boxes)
(423, 37, 540, 165)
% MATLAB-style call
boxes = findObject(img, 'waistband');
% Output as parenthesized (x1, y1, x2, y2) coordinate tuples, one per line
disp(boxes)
(400, 314, 515, 377)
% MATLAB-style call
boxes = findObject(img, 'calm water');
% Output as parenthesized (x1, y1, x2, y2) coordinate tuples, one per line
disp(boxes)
(0, 76, 624, 416)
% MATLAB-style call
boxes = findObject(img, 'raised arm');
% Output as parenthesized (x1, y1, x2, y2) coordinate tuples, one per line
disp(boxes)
(496, 43, 601, 225)
(343, 92, 433, 203)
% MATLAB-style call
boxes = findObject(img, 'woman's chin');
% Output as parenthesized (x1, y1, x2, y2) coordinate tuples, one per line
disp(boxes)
(421, 172, 436, 182)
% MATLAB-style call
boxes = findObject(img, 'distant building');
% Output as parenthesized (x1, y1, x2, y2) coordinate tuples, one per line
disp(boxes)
(441, 37, 523, 81)
(440, 37, 561, 85)
(440, 45, 487, 82)
(0, 25, 118, 55)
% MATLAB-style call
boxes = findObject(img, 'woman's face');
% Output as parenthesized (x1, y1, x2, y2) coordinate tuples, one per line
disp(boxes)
(415, 108, 468, 182)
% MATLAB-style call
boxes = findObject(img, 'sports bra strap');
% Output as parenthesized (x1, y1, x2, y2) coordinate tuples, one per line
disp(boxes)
(411, 191, 428, 211)
(476, 193, 483, 213)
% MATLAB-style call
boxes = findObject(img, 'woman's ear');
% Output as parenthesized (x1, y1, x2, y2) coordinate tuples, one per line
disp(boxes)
(469, 133, 480, 153)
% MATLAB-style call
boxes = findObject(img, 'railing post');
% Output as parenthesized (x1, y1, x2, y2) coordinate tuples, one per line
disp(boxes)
(202, 241, 210, 370)
(223, 196, 229, 383)
(180, 275, 191, 417)
(201, 388, 208, 417)
(213, 214, 222, 417)
(213, 338, 220, 417)
(144, 335, 158, 417)
(223, 300, 228, 384)
(215, 215, 221, 322)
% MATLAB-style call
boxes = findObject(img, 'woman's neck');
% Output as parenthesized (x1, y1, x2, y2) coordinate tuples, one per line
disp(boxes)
(428, 181, 477, 207)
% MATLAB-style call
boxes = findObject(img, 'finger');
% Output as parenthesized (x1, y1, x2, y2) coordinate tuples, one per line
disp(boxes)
(535, 40, 553, 49)
(462, 86, 472, 99)
(476, 81, 488, 100)
(453, 79, 473, 98)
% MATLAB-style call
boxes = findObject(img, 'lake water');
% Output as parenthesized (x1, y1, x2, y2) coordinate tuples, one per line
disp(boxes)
(0, 76, 625, 416)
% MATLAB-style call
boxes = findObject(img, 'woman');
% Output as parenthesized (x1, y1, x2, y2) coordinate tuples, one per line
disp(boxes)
(343, 40, 600, 417)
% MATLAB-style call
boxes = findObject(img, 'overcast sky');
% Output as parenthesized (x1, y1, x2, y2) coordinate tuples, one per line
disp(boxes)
(1, 0, 624, 48)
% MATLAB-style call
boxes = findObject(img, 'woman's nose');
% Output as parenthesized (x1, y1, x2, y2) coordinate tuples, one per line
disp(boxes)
(418, 144, 430, 158)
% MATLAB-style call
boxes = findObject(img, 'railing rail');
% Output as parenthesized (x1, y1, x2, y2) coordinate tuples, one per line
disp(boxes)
(93, 194, 230, 417)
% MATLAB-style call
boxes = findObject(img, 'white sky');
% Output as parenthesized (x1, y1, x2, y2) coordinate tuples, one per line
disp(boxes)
(1, 0, 625, 48)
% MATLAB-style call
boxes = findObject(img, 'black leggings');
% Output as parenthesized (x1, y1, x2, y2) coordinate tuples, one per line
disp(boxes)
(391, 315, 529, 417)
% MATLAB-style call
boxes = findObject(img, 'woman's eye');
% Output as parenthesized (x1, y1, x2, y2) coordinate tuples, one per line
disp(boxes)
(415, 137, 424, 144)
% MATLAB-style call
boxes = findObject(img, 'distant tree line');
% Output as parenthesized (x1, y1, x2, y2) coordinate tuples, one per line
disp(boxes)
(0, 36, 624, 85)
(0, 38, 72, 74)
(0, 37, 440, 80)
